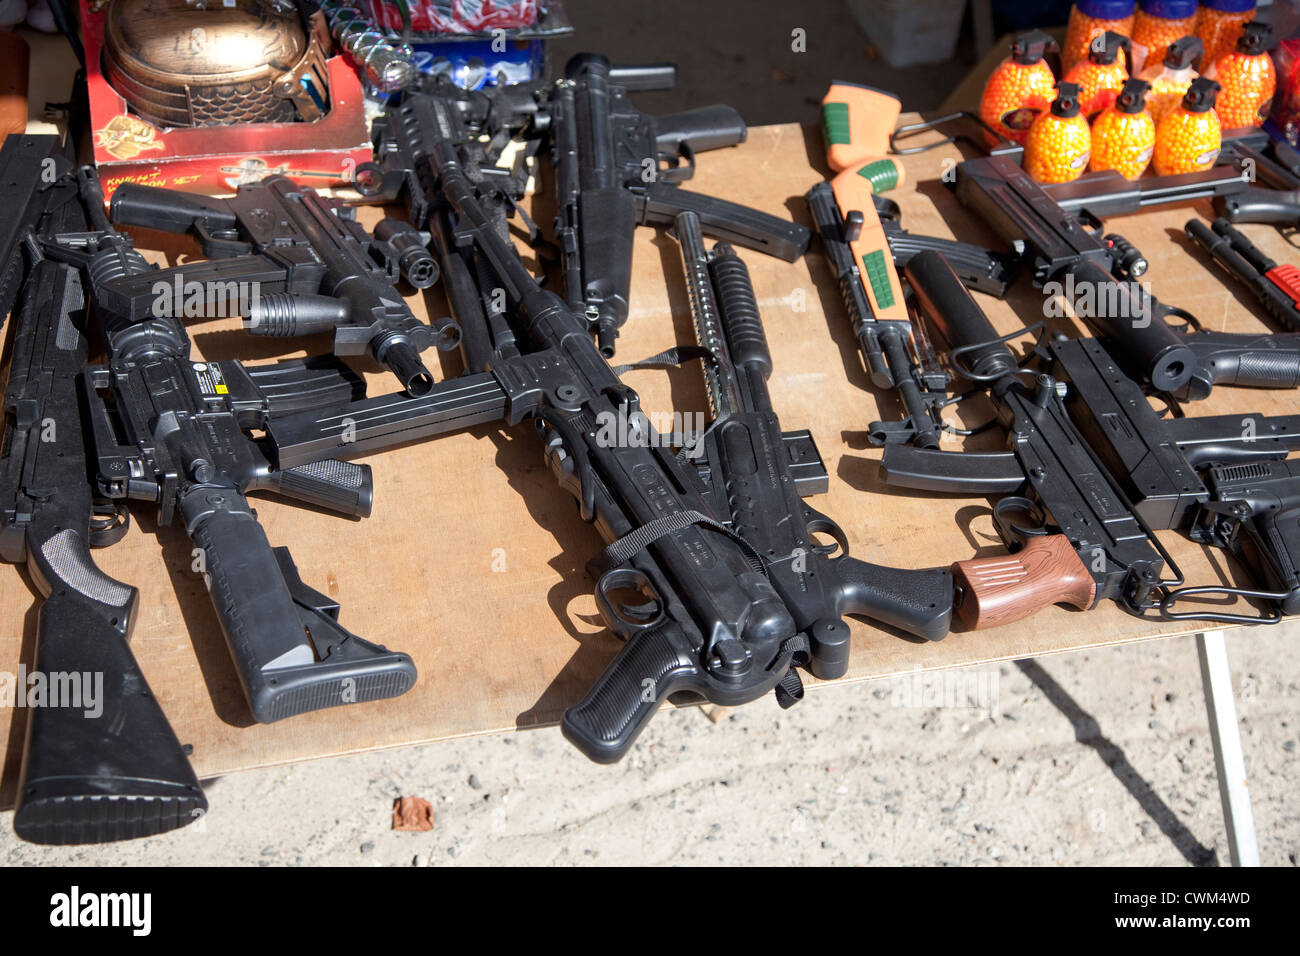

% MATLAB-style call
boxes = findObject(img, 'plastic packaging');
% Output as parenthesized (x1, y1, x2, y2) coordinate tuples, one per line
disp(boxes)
(1195, 0, 1257, 71)
(1131, 0, 1198, 71)
(1091, 78, 1156, 177)
(979, 30, 1060, 145)
(1064, 30, 1131, 116)
(1154, 76, 1222, 173)
(1269, 37, 1300, 143)
(1208, 21, 1275, 129)
(1025, 82, 1093, 183)
(1139, 34, 1202, 124)
(1063, 0, 1136, 72)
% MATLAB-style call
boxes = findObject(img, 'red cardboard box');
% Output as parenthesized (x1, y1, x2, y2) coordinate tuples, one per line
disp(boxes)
(83, 0, 372, 199)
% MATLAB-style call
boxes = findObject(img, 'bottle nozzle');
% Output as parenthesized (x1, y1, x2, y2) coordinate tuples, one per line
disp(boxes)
(1237, 22, 1274, 56)
(1088, 31, 1130, 66)
(1051, 82, 1082, 118)
(1183, 76, 1221, 113)
(1011, 29, 1059, 65)
(1164, 35, 1203, 71)
(1116, 78, 1150, 114)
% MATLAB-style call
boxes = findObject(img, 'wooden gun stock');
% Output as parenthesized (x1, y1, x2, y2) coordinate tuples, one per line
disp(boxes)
(950, 535, 1097, 629)
(821, 82, 902, 172)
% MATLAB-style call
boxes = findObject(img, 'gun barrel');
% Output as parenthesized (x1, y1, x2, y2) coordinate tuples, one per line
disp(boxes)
(904, 251, 1017, 382)
(673, 210, 742, 419)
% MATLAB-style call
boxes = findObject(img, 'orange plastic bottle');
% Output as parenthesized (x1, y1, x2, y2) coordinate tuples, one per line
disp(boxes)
(1139, 34, 1202, 124)
(1025, 83, 1093, 183)
(1064, 0, 1136, 73)
(1131, 0, 1198, 71)
(1065, 30, 1132, 117)
(1196, 0, 1257, 72)
(1209, 21, 1276, 129)
(1153, 76, 1222, 174)
(979, 30, 1060, 145)
(1091, 78, 1157, 178)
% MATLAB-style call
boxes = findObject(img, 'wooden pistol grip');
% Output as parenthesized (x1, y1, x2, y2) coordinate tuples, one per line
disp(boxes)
(951, 536, 1097, 630)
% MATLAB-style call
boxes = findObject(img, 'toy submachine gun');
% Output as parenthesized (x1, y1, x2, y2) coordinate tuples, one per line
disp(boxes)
(553, 53, 811, 356)
(264, 111, 953, 762)
(105, 176, 456, 396)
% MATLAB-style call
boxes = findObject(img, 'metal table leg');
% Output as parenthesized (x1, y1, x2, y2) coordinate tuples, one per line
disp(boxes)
(1195, 630, 1261, 867)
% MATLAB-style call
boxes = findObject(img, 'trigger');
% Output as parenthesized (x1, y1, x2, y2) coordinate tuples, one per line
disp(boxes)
(88, 500, 130, 548)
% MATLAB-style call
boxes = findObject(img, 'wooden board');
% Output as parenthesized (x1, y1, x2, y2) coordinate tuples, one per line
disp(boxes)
(3, 114, 1296, 800)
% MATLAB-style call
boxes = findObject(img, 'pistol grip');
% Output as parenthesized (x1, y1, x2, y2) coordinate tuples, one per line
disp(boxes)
(561, 622, 702, 764)
(273, 459, 373, 518)
(181, 487, 413, 723)
(951, 536, 1097, 629)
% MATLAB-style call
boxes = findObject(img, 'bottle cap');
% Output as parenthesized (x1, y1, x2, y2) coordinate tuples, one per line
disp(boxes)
(1088, 31, 1131, 65)
(1138, 0, 1197, 17)
(1200, 0, 1255, 12)
(1182, 77, 1220, 113)
(1236, 21, 1274, 55)
(1163, 35, 1203, 70)
(1010, 29, 1059, 65)
(1115, 77, 1151, 113)
(1076, 0, 1136, 17)
(1052, 82, 1083, 117)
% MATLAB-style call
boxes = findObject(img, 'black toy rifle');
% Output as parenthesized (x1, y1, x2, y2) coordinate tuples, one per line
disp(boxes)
(553, 53, 810, 356)
(266, 121, 953, 763)
(40, 167, 418, 725)
(105, 176, 458, 396)
(1, 143, 207, 844)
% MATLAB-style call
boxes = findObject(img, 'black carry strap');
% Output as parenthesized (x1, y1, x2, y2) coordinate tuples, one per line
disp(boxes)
(774, 634, 812, 709)
(595, 509, 767, 578)
(612, 344, 717, 376)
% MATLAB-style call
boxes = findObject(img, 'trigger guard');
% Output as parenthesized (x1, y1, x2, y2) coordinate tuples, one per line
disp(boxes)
(352, 161, 388, 198)
(88, 500, 131, 548)
(594, 567, 666, 634)
(657, 142, 696, 184)
(992, 496, 1048, 545)
(805, 514, 849, 558)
